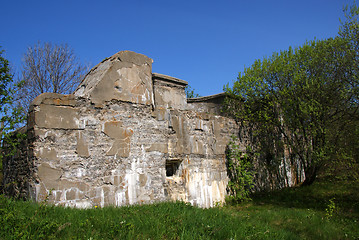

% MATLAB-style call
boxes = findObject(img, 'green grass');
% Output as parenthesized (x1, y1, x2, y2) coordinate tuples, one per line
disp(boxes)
(0, 178, 358, 239)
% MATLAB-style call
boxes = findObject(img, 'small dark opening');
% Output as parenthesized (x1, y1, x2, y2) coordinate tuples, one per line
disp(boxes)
(166, 160, 181, 177)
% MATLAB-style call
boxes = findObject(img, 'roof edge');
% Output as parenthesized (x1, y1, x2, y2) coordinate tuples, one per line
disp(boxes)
(187, 92, 226, 102)
(152, 73, 188, 86)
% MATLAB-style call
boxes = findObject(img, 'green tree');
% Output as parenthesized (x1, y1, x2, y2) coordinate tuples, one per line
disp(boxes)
(340, 2, 359, 55)
(330, 2, 359, 180)
(0, 47, 26, 184)
(339, 2, 359, 105)
(224, 34, 358, 185)
(185, 85, 201, 98)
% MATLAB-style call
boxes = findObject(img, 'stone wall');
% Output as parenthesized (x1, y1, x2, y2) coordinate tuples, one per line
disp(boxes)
(2, 51, 303, 208)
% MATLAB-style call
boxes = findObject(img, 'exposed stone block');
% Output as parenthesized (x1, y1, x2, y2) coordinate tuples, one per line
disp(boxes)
(170, 115, 190, 154)
(103, 121, 133, 140)
(35, 104, 80, 129)
(37, 163, 62, 189)
(113, 175, 123, 186)
(76, 132, 90, 157)
(146, 143, 168, 153)
(106, 139, 131, 157)
(139, 174, 147, 187)
(36, 148, 59, 160)
(57, 180, 89, 193)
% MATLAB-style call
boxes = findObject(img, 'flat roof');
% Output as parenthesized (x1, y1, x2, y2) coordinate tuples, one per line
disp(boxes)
(152, 73, 188, 86)
(187, 92, 226, 102)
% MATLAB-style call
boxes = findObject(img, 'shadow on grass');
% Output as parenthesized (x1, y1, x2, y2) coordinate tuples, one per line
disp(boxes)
(250, 177, 359, 219)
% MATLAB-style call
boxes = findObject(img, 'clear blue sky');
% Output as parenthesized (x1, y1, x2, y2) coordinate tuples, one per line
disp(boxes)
(1, 0, 353, 96)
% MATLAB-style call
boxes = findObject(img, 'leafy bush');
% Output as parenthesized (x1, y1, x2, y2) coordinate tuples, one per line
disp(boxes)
(225, 136, 254, 203)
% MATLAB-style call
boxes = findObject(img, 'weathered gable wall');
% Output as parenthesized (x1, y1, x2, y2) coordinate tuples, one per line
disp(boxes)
(75, 51, 154, 106)
(2, 51, 304, 208)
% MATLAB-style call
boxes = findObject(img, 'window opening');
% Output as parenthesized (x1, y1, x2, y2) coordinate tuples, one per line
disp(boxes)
(166, 159, 182, 177)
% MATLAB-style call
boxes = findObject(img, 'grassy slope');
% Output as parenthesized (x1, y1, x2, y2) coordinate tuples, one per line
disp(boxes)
(0, 178, 358, 240)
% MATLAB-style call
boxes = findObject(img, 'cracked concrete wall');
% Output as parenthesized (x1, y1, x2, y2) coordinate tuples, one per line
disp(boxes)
(2, 50, 303, 208)
(24, 94, 236, 208)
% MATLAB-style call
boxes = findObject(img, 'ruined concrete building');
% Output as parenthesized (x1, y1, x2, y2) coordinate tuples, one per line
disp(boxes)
(2, 51, 303, 208)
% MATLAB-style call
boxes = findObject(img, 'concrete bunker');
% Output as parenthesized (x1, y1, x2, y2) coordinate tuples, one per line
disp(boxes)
(2, 50, 304, 208)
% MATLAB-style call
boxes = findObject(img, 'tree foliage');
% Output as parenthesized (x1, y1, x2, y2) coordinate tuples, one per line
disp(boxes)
(16, 42, 87, 111)
(0, 47, 26, 183)
(224, 4, 359, 185)
(185, 85, 201, 98)
(0, 48, 25, 144)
